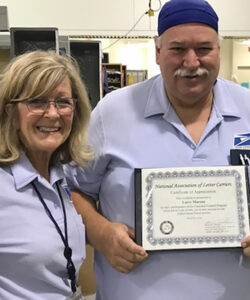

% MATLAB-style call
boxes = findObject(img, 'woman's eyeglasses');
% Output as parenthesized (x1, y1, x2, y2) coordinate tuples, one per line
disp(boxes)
(11, 98, 77, 115)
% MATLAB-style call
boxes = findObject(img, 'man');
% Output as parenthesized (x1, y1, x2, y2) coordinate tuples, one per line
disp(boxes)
(66, 0, 250, 299)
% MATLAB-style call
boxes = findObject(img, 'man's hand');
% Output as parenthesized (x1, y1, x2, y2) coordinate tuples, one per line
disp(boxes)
(241, 236, 250, 258)
(99, 221, 148, 273)
(71, 191, 148, 273)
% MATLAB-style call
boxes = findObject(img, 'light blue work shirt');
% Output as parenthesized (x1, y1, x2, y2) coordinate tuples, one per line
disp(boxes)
(66, 75, 250, 300)
(0, 153, 85, 300)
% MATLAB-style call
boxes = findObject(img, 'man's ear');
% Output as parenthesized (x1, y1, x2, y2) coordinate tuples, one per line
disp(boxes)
(154, 36, 161, 65)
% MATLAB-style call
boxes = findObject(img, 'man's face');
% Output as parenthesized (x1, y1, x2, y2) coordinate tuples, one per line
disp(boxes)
(155, 23, 220, 106)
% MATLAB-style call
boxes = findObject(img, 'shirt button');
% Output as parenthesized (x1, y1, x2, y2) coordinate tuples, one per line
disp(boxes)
(190, 144, 196, 149)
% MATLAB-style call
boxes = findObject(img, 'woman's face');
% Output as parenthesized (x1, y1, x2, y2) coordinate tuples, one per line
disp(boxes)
(17, 78, 74, 161)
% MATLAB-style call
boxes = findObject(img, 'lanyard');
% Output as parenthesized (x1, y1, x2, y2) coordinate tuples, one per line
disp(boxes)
(31, 181, 77, 293)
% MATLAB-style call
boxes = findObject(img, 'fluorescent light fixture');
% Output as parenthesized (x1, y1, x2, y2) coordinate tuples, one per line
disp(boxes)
(241, 39, 250, 45)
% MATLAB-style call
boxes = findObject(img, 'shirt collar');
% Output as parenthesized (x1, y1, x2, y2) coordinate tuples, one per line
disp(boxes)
(144, 75, 171, 118)
(144, 76, 241, 119)
(213, 79, 241, 118)
(11, 152, 65, 190)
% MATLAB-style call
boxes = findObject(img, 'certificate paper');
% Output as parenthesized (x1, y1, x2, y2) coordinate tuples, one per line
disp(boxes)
(135, 166, 250, 251)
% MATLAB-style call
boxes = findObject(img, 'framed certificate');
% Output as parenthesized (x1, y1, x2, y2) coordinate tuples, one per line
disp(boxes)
(135, 166, 250, 251)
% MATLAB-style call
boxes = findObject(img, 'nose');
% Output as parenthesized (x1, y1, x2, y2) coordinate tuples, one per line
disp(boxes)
(44, 101, 59, 117)
(183, 49, 200, 69)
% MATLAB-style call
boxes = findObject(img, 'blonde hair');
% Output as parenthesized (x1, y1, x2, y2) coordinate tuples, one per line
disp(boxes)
(0, 50, 94, 166)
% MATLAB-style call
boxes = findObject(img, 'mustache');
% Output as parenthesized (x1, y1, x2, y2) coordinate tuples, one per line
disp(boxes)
(174, 67, 209, 77)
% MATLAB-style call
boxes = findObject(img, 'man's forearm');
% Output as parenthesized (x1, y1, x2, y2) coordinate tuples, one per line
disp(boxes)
(71, 190, 110, 249)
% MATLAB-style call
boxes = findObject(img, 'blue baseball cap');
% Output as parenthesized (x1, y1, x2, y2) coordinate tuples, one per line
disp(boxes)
(158, 0, 219, 36)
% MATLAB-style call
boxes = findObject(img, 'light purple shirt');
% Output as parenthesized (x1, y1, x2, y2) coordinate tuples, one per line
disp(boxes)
(66, 75, 250, 300)
(0, 153, 85, 299)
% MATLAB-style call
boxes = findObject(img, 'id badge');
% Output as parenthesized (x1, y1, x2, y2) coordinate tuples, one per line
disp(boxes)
(66, 286, 84, 300)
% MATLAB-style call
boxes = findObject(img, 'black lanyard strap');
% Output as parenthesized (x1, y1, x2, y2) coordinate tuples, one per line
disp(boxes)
(31, 181, 77, 293)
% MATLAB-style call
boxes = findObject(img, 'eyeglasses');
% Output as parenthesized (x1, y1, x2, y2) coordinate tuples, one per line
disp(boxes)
(12, 98, 76, 115)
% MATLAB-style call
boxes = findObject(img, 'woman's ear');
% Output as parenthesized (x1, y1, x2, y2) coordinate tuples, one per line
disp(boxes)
(5, 103, 20, 129)
(5, 103, 12, 116)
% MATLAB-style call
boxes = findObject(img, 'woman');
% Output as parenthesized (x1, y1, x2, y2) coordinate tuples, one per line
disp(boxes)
(0, 50, 93, 299)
